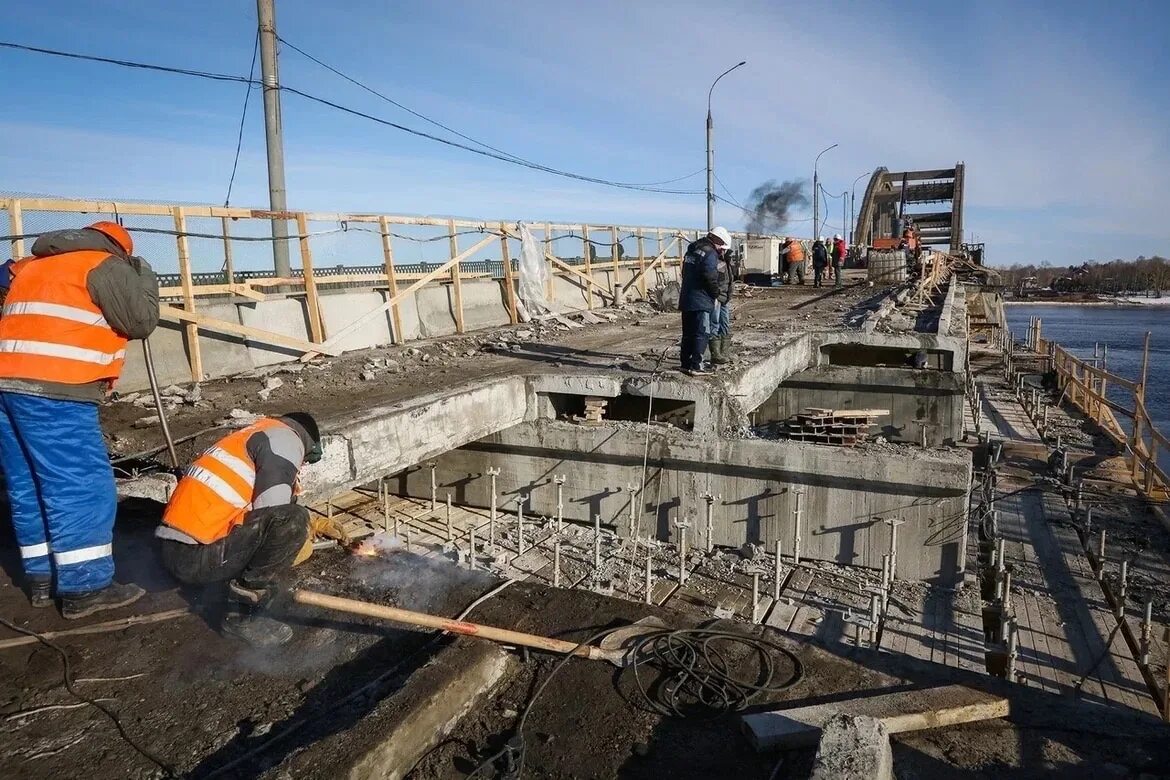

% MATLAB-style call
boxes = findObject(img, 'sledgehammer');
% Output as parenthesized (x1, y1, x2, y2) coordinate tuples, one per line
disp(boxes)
(294, 589, 659, 666)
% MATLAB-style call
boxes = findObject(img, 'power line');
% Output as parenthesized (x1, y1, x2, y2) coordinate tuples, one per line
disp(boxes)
(276, 35, 707, 190)
(0, 40, 256, 84)
(224, 32, 260, 207)
(279, 85, 704, 194)
(1, 38, 705, 195)
(714, 174, 744, 209)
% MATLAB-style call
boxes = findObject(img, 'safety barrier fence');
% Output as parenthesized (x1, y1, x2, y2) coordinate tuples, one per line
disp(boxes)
(1023, 317, 1167, 499)
(2, 196, 748, 382)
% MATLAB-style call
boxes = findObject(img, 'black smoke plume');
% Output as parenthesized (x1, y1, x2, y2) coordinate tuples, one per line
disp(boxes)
(745, 179, 809, 235)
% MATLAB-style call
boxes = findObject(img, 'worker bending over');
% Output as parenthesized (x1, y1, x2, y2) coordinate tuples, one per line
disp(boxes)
(780, 237, 805, 285)
(679, 227, 732, 376)
(156, 413, 322, 647)
(0, 222, 159, 618)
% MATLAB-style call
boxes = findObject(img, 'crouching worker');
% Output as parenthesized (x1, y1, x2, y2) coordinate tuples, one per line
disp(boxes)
(156, 413, 322, 647)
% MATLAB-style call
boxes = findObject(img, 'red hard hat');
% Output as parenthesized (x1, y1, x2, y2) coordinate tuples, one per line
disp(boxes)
(88, 221, 133, 254)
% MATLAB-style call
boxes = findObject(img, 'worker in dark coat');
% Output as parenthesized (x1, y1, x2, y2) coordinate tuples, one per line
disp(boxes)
(678, 226, 731, 376)
(811, 238, 829, 288)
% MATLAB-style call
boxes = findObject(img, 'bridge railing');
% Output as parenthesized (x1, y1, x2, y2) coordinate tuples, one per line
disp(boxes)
(2, 195, 722, 382)
(1026, 318, 1167, 498)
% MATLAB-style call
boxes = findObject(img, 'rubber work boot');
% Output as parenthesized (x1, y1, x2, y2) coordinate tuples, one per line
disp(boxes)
(709, 336, 727, 365)
(686, 366, 714, 377)
(61, 582, 145, 620)
(222, 614, 294, 648)
(27, 577, 53, 609)
(720, 335, 733, 361)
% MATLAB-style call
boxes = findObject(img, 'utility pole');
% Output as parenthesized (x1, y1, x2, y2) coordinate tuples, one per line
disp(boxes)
(813, 143, 837, 241)
(706, 61, 746, 232)
(257, 0, 292, 278)
(850, 171, 869, 245)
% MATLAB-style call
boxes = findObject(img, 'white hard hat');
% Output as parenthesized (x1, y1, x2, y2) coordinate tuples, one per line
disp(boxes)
(833, 234, 841, 240)
(708, 226, 732, 248)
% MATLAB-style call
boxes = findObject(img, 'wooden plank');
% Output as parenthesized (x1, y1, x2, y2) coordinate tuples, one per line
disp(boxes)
(8, 199, 25, 259)
(741, 685, 1009, 751)
(158, 304, 341, 356)
(581, 224, 594, 310)
(378, 216, 403, 343)
(636, 229, 646, 298)
(172, 206, 202, 382)
(221, 216, 235, 286)
(544, 222, 555, 302)
(296, 212, 325, 343)
(159, 283, 266, 302)
(448, 219, 464, 334)
(499, 221, 517, 324)
(303, 233, 496, 358)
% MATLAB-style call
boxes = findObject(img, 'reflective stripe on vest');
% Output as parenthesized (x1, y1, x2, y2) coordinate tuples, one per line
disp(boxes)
(0, 339, 126, 366)
(162, 418, 288, 544)
(0, 250, 129, 385)
(3, 301, 111, 327)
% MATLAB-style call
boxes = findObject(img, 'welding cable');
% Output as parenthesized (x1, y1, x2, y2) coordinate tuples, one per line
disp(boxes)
(468, 625, 803, 778)
(0, 615, 175, 776)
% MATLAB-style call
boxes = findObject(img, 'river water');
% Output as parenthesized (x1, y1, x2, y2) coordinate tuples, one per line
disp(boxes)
(1004, 304, 1170, 444)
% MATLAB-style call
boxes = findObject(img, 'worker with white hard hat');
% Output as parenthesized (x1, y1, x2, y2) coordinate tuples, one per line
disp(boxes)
(678, 227, 732, 376)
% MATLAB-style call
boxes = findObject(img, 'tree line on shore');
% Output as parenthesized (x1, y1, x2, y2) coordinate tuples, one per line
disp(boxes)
(999, 255, 1169, 296)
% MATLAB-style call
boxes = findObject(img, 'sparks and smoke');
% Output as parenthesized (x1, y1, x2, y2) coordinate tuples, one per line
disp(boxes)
(745, 179, 809, 235)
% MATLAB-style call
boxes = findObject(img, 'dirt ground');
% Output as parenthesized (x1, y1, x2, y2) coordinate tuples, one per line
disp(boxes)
(102, 278, 878, 469)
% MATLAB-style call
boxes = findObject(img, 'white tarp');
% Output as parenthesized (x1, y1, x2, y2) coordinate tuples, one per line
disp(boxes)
(516, 222, 553, 320)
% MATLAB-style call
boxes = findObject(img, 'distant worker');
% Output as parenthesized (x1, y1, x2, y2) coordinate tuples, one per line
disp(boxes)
(779, 237, 805, 285)
(811, 237, 829, 288)
(831, 234, 847, 289)
(0, 222, 159, 617)
(711, 244, 736, 365)
(678, 226, 731, 376)
(156, 413, 322, 647)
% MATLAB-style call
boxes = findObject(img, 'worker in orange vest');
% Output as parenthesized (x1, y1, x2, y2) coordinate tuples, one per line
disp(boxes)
(157, 413, 322, 647)
(0, 221, 158, 618)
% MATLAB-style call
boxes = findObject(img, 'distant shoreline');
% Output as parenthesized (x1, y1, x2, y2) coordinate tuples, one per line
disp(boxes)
(1004, 299, 1169, 307)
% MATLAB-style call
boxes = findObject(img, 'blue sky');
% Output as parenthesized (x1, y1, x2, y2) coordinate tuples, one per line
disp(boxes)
(1, 0, 1168, 269)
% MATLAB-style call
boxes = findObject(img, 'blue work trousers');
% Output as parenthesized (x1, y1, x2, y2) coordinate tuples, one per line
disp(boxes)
(0, 391, 116, 594)
(713, 302, 731, 336)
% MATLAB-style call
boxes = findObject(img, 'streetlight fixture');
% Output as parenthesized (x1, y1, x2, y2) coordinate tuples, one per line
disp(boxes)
(850, 171, 871, 245)
(812, 143, 838, 240)
(707, 61, 747, 232)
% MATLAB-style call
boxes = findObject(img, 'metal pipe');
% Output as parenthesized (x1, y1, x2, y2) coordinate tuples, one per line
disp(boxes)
(381, 478, 390, 533)
(517, 494, 528, 555)
(1098, 529, 1107, 569)
(1141, 601, 1152, 664)
(773, 538, 783, 601)
(141, 339, 179, 469)
(554, 474, 565, 533)
(751, 572, 760, 624)
(593, 514, 602, 574)
(487, 467, 500, 552)
(445, 493, 453, 541)
(701, 491, 716, 553)
(627, 481, 638, 538)
(429, 463, 437, 512)
(1005, 618, 1018, 681)
(1118, 560, 1129, 617)
(792, 490, 803, 565)
(553, 541, 561, 588)
(678, 521, 689, 584)
(468, 524, 477, 570)
(869, 592, 880, 647)
(645, 553, 653, 605)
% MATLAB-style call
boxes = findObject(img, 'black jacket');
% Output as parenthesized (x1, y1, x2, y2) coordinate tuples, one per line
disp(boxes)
(679, 238, 721, 312)
(811, 241, 829, 268)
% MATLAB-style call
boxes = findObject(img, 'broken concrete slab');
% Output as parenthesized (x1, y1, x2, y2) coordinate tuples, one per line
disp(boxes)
(811, 714, 893, 780)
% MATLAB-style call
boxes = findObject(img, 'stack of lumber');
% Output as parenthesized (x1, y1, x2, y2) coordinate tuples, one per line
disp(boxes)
(582, 397, 608, 425)
(784, 407, 888, 446)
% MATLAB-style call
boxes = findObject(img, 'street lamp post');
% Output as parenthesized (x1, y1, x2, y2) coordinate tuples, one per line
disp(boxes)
(850, 171, 871, 245)
(707, 61, 747, 232)
(812, 143, 838, 240)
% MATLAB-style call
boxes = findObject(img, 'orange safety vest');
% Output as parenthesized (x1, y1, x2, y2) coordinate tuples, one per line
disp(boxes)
(787, 241, 805, 262)
(162, 418, 295, 544)
(0, 251, 128, 385)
